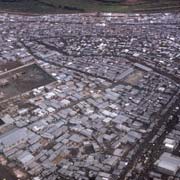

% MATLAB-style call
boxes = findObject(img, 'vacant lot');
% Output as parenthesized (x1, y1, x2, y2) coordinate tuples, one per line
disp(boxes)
(125, 70, 144, 85)
(0, 61, 22, 72)
(0, 63, 55, 101)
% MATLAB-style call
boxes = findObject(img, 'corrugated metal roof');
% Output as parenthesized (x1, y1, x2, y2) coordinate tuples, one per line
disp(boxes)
(0, 128, 29, 148)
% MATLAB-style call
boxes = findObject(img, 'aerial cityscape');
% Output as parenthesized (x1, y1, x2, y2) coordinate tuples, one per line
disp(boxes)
(0, 1, 180, 180)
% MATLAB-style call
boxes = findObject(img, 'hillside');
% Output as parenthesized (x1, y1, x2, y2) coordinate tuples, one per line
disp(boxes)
(0, 0, 180, 13)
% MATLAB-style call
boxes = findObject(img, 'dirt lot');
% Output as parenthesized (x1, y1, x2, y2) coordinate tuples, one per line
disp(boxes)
(0, 63, 55, 101)
(0, 61, 22, 72)
(125, 70, 144, 85)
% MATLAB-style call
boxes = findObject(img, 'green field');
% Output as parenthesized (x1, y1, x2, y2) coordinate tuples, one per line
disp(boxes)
(0, 0, 180, 13)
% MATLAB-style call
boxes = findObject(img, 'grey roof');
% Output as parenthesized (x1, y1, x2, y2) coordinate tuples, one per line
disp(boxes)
(134, 63, 152, 72)
(117, 68, 134, 80)
(0, 128, 29, 148)
(113, 114, 129, 124)
(155, 152, 180, 175)
(1, 114, 14, 124)
(17, 151, 34, 165)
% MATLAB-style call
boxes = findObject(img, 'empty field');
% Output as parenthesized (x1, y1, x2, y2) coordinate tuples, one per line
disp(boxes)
(0, 61, 22, 72)
(125, 70, 144, 85)
(0, 63, 55, 101)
